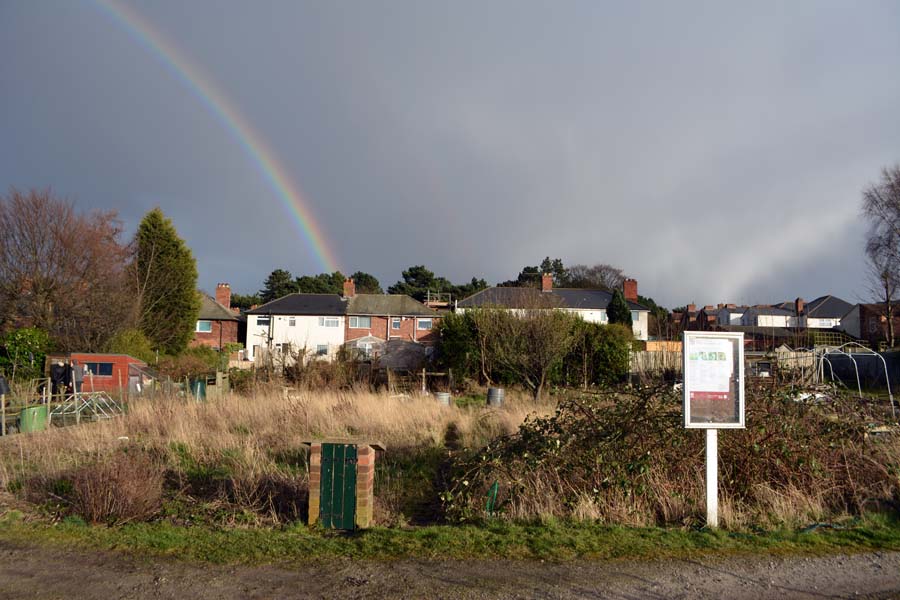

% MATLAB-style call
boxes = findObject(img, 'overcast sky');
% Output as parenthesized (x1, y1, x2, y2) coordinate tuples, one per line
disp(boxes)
(3, 0, 900, 308)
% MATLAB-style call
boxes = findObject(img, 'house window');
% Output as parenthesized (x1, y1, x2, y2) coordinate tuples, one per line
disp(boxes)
(349, 316, 372, 329)
(275, 343, 292, 354)
(318, 316, 340, 328)
(358, 342, 373, 358)
(288, 318, 296, 327)
(630, 311, 640, 323)
(417, 318, 433, 330)
(391, 317, 401, 330)
(316, 344, 328, 356)
(83, 362, 113, 377)
(257, 316, 271, 327)
(196, 320, 212, 333)
(600, 312, 608, 323)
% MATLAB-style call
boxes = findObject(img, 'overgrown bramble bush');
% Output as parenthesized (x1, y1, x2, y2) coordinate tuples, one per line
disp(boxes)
(24, 450, 166, 525)
(442, 385, 900, 527)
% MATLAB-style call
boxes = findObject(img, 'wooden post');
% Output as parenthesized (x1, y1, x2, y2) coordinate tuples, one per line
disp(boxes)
(421, 368, 426, 393)
(1, 394, 6, 436)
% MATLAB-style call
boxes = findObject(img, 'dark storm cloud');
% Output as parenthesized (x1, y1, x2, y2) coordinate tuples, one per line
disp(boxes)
(3, 0, 900, 306)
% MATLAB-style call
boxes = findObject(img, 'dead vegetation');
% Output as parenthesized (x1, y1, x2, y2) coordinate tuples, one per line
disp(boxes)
(443, 385, 900, 528)
(0, 387, 549, 525)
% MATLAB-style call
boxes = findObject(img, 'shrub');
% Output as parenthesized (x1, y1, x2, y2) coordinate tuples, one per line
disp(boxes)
(105, 328, 156, 364)
(443, 386, 900, 526)
(70, 450, 164, 524)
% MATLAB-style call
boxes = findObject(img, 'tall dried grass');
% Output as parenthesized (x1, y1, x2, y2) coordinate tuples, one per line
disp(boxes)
(0, 388, 550, 525)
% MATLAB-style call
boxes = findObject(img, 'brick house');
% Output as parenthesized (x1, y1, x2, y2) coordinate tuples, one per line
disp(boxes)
(191, 283, 242, 351)
(841, 303, 900, 348)
(343, 278, 440, 352)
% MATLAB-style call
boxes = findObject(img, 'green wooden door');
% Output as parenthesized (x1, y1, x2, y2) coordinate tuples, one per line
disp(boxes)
(319, 443, 357, 529)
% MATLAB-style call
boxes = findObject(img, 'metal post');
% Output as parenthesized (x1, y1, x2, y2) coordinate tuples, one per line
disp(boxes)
(706, 428, 718, 528)
(1, 394, 5, 436)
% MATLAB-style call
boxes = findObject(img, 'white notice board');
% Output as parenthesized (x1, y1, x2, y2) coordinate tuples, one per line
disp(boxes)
(683, 331, 744, 428)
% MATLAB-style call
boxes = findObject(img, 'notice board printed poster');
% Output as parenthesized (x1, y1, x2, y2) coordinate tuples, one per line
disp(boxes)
(683, 332, 744, 428)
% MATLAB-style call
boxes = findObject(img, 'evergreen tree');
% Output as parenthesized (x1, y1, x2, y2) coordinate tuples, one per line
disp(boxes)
(259, 269, 298, 303)
(349, 271, 383, 294)
(134, 208, 200, 354)
(607, 289, 633, 327)
(296, 271, 345, 294)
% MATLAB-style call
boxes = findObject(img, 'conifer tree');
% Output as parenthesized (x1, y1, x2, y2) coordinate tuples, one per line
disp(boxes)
(134, 208, 200, 354)
(607, 288, 633, 328)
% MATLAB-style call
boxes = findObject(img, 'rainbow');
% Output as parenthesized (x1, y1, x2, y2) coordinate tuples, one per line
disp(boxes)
(90, 0, 341, 273)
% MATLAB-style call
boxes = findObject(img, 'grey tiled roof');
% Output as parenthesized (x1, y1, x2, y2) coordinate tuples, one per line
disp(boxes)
(805, 295, 853, 319)
(198, 295, 240, 321)
(347, 295, 438, 317)
(246, 293, 347, 316)
(458, 287, 649, 311)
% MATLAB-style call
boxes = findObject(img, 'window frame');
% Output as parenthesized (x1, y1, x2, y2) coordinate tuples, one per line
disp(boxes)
(83, 362, 114, 377)
(318, 316, 340, 328)
(256, 316, 271, 327)
(316, 344, 328, 356)
(417, 318, 433, 331)
(349, 316, 372, 329)
(391, 317, 401, 330)
(196, 320, 213, 333)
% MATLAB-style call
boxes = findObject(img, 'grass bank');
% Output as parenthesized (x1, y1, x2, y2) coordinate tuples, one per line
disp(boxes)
(1, 511, 898, 564)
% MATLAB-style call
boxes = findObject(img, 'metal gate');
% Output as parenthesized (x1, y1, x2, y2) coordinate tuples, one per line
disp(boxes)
(319, 443, 358, 529)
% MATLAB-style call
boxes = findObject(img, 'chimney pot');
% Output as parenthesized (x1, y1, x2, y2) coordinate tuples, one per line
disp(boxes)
(215, 282, 232, 309)
(541, 273, 553, 292)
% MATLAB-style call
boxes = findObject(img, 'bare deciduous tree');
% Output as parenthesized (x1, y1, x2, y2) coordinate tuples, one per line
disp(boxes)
(0, 188, 135, 351)
(567, 263, 627, 290)
(862, 165, 900, 348)
(473, 306, 579, 400)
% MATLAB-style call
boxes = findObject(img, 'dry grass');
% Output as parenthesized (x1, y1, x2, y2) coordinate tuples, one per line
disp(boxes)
(0, 388, 551, 525)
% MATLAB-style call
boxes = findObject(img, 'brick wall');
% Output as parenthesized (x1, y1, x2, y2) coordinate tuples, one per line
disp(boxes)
(307, 442, 377, 529)
(191, 319, 240, 350)
(345, 315, 441, 344)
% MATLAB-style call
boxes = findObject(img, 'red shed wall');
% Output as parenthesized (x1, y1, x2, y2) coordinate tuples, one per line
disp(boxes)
(69, 353, 144, 393)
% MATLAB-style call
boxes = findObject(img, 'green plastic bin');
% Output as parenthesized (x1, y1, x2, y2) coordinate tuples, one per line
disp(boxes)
(19, 405, 48, 433)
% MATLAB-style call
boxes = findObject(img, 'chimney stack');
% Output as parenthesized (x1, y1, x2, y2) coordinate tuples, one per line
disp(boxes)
(623, 278, 638, 302)
(541, 273, 553, 292)
(687, 303, 697, 313)
(795, 297, 805, 316)
(215, 283, 231, 309)
(343, 277, 356, 298)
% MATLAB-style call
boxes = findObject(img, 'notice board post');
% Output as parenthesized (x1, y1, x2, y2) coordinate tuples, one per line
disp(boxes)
(683, 331, 744, 528)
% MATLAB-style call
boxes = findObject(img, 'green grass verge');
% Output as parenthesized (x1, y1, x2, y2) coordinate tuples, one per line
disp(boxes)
(1, 512, 899, 565)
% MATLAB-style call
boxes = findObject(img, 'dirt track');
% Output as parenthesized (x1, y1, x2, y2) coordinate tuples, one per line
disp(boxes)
(0, 542, 898, 599)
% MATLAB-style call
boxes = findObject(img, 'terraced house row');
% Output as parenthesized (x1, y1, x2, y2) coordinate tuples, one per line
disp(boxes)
(244, 278, 440, 362)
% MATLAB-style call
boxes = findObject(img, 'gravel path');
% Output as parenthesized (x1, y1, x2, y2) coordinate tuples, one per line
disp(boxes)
(0, 542, 897, 599)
